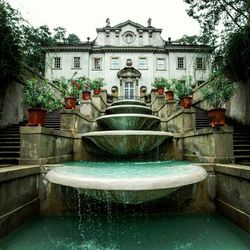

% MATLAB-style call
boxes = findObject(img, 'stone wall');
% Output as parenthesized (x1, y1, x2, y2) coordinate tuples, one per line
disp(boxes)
(183, 127, 234, 163)
(214, 164, 250, 233)
(162, 108, 195, 133)
(0, 66, 58, 128)
(20, 127, 74, 165)
(0, 165, 40, 238)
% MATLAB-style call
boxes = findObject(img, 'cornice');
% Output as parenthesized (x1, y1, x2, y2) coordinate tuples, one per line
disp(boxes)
(91, 46, 166, 53)
(44, 45, 212, 54)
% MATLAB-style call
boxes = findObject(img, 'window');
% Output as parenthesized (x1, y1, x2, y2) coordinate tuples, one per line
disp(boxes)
(93, 58, 102, 70)
(177, 57, 185, 69)
(156, 58, 166, 70)
(123, 32, 135, 44)
(124, 82, 134, 99)
(139, 57, 147, 70)
(196, 57, 204, 69)
(54, 57, 61, 69)
(111, 57, 119, 69)
(73, 57, 81, 69)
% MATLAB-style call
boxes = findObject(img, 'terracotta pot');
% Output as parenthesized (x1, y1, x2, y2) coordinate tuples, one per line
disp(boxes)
(165, 90, 174, 101)
(82, 91, 91, 100)
(94, 88, 101, 95)
(65, 97, 77, 109)
(27, 108, 47, 126)
(180, 96, 192, 109)
(208, 108, 226, 127)
(157, 87, 165, 95)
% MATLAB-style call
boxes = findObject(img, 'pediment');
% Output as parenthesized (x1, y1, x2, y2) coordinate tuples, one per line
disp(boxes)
(112, 20, 146, 30)
(117, 67, 141, 79)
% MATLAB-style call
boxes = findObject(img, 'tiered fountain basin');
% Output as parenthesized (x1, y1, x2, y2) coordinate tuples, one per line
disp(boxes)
(82, 130, 172, 155)
(96, 114, 161, 130)
(46, 161, 207, 204)
(111, 99, 147, 106)
(106, 105, 152, 114)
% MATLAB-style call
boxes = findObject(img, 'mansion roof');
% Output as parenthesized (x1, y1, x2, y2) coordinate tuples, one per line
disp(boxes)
(44, 19, 212, 53)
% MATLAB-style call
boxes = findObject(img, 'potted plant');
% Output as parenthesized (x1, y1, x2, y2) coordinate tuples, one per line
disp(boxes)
(89, 77, 106, 95)
(173, 78, 193, 108)
(23, 78, 62, 126)
(201, 72, 237, 127)
(151, 77, 168, 95)
(164, 81, 174, 101)
(57, 77, 80, 109)
(78, 77, 92, 100)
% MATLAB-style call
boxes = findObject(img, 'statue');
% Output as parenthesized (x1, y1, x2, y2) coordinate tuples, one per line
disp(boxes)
(147, 18, 152, 27)
(106, 18, 110, 26)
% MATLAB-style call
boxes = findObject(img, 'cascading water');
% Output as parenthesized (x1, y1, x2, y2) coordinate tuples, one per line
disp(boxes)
(46, 99, 207, 204)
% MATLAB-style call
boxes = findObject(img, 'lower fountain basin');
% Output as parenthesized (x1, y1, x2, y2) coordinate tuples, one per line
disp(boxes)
(96, 114, 161, 130)
(46, 161, 207, 204)
(82, 130, 172, 156)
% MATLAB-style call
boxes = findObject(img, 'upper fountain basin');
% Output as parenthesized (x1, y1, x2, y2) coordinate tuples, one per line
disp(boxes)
(106, 105, 152, 115)
(96, 114, 161, 130)
(111, 100, 147, 107)
(82, 130, 172, 156)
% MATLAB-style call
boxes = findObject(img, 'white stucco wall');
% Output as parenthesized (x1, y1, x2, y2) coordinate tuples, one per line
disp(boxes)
(44, 21, 212, 94)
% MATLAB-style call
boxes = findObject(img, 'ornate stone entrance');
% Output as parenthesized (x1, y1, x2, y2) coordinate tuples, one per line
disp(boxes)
(117, 59, 141, 99)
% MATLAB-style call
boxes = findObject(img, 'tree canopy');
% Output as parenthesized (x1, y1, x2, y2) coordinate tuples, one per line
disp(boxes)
(184, 0, 250, 82)
(0, 0, 22, 84)
(184, 0, 249, 47)
(0, 0, 81, 82)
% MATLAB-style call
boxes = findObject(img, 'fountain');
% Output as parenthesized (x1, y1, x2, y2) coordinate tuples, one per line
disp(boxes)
(46, 99, 207, 204)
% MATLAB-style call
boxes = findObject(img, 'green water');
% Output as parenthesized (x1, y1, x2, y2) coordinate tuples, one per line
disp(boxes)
(0, 213, 249, 250)
(61, 161, 195, 178)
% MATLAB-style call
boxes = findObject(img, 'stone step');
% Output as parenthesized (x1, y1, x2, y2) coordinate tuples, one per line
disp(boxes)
(237, 161, 250, 166)
(234, 144, 250, 149)
(235, 155, 250, 160)
(234, 149, 250, 154)
(0, 127, 20, 132)
(0, 133, 20, 137)
(0, 151, 20, 157)
(0, 146, 20, 151)
(233, 139, 250, 144)
(0, 157, 19, 164)
(0, 164, 12, 168)
(234, 136, 250, 140)
(0, 141, 20, 146)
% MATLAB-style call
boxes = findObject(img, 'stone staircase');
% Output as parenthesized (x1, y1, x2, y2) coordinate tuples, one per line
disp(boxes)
(0, 124, 21, 166)
(0, 110, 61, 166)
(44, 110, 61, 130)
(233, 124, 250, 165)
(195, 107, 210, 130)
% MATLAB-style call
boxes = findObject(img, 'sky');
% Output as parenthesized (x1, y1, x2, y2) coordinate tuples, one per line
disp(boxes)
(7, 0, 201, 42)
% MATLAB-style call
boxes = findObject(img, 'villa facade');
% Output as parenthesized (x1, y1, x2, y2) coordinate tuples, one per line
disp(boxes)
(44, 19, 212, 98)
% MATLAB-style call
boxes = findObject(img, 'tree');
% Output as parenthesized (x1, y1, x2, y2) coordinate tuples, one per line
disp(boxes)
(184, 0, 250, 82)
(22, 25, 55, 73)
(223, 24, 250, 82)
(0, 0, 82, 76)
(176, 34, 208, 45)
(184, 0, 250, 47)
(66, 33, 81, 43)
(53, 27, 67, 43)
(0, 0, 22, 85)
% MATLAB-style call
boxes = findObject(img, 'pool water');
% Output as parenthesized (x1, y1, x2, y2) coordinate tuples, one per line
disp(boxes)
(61, 161, 197, 178)
(0, 213, 249, 250)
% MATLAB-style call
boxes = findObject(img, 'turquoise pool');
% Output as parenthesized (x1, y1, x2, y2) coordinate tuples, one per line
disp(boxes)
(0, 213, 249, 250)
